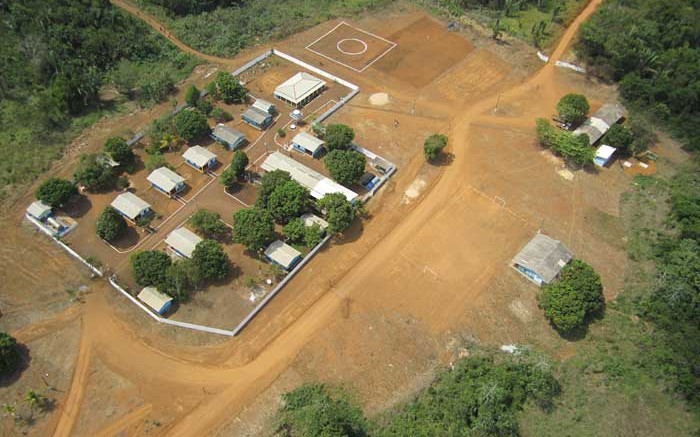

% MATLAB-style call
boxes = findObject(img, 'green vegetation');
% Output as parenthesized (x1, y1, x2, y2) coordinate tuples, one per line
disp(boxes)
(189, 209, 228, 239)
(284, 219, 324, 248)
(256, 170, 293, 210)
(267, 181, 310, 224)
(535, 118, 594, 166)
(0, 0, 198, 203)
(174, 109, 210, 142)
(146, 153, 173, 171)
(35, 178, 77, 208)
(232, 208, 276, 252)
(423, 133, 448, 161)
(104, 137, 135, 165)
(130, 250, 172, 287)
(161, 260, 197, 301)
(184, 84, 201, 106)
(0, 332, 21, 376)
(96, 207, 128, 242)
(556, 93, 589, 125)
(325, 150, 366, 186)
(191, 239, 230, 281)
(210, 72, 247, 104)
(324, 124, 355, 151)
(74, 154, 116, 192)
(538, 260, 604, 333)
(602, 124, 633, 154)
(318, 193, 355, 235)
(211, 107, 233, 122)
(231, 150, 249, 179)
(576, 0, 700, 150)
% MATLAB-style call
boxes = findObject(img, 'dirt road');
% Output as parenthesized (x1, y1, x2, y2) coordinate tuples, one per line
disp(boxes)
(45, 1, 602, 436)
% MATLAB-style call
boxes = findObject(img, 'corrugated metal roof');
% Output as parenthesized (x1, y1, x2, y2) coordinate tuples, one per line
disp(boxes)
(165, 227, 202, 258)
(111, 192, 151, 220)
(147, 167, 185, 192)
(574, 103, 625, 145)
(274, 72, 326, 104)
(300, 213, 329, 229)
(27, 200, 52, 219)
(137, 286, 172, 313)
(292, 131, 325, 154)
(242, 107, 271, 125)
(252, 98, 275, 114)
(265, 240, 301, 269)
(512, 233, 573, 284)
(212, 124, 246, 146)
(182, 146, 217, 168)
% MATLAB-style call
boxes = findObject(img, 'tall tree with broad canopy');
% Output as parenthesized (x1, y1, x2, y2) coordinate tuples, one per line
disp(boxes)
(0, 332, 21, 377)
(36, 178, 77, 208)
(423, 134, 448, 161)
(267, 180, 309, 224)
(174, 109, 210, 142)
(213, 72, 247, 104)
(325, 150, 366, 186)
(556, 94, 590, 125)
(130, 250, 172, 287)
(324, 124, 355, 151)
(74, 154, 116, 192)
(233, 208, 276, 252)
(189, 209, 227, 239)
(256, 170, 292, 209)
(96, 206, 127, 242)
(318, 193, 355, 235)
(160, 260, 198, 301)
(231, 150, 249, 180)
(191, 239, 230, 281)
(104, 136, 134, 164)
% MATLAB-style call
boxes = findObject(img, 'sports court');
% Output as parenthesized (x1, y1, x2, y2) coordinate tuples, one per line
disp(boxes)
(305, 21, 397, 72)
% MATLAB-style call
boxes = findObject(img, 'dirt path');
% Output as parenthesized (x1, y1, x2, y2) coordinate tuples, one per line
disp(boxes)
(44, 2, 604, 436)
(110, 0, 239, 66)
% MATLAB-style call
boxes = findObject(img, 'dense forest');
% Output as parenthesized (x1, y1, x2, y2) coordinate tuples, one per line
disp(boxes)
(0, 0, 198, 202)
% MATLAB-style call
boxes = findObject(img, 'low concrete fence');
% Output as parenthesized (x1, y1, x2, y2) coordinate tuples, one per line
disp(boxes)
(231, 50, 274, 78)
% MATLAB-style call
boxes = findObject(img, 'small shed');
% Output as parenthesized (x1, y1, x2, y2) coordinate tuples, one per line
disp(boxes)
(211, 124, 247, 150)
(242, 107, 273, 130)
(27, 201, 52, 221)
(300, 212, 329, 231)
(594, 145, 617, 167)
(165, 227, 202, 259)
(111, 192, 151, 222)
(183, 146, 217, 172)
(274, 72, 326, 107)
(147, 167, 185, 196)
(291, 131, 325, 158)
(252, 98, 276, 115)
(574, 103, 626, 145)
(264, 240, 302, 271)
(512, 233, 573, 286)
(137, 286, 173, 315)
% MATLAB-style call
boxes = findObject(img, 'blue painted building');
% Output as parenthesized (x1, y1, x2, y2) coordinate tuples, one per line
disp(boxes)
(211, 124, 247, 150)
(242, 107, 273, 130)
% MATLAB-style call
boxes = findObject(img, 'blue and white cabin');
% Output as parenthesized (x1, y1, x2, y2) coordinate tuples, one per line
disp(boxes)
(291, 131, 325, 158)
(182, 146, 217, 172)
(165, 227, 202, 259)
(512, 233, 573, 286)
(26, 200, 52, 221)
(264, 240, 302, 271)
(147, 167, 186, 197)
(211, 124, 247, 150)
(594, 144, 617, 167)
(111, 192, 152, 223)
(242, 107, 273, 130)
(137, 286, 173, 315)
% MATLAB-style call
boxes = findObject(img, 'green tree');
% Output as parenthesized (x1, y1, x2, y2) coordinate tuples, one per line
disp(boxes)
(130, 250, 172, 287)
(96, 206, 127, 242)
(325, 150, 366, 186)
(214, 72, 247, 104)
(231, 150, 249, 180)
(74, 154, 116, 192)
(146, 153, 173, 171)
(304, 224, 324, 247)
(283, 218, 306, 243)
(36, 178, 77, 208)
(211, 107, 232, 122)
(233, 208, 276, 252)
(189, 209, 227, 239)
(267, 180, 309, 224)
(539, 259, 604, 333)
(318, 193, 354, 235)
(174, 109, 210, 142)
(160, 260, 197, 301)
(184, 84, 200, 106)
(220, 167, 238, 191)
(104, 137, 134, 164)
(424, 133, 448, 161)
(0, 332, 20, 377)
(256, 170, 292, 209)
(276, 384, 368, 437)
(556, 94, 590, 125)
(191, 239, 230, 281)
(535, 118, 595, 166)
(324, 124, 355, 151)
(140, 72, 175, 104)
(603, 124, 634, 154)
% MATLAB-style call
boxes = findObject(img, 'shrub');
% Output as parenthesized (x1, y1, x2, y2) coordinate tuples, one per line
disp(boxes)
(278, 128, 286, 138)
(233, 208, 276, 252)
(231, 150, 249, 180)
(535, 118, 595, 166)
(146, 153, 173, 171)
(213, 72, 247, 103)
(196, 97, 214, 116)
(160, 260, 197, 301)
(556, 93, 590, 125)
(318, 193, 354, 235)
(424, 133, 448, 161)
(211, 107, 232, 122)
(324, 124, 355, 151)
(174, 109, 210, 142)
(184, 84, 200, 106)
(130, 250, 172, 287)
(0, 332, 20, 376)
(74, 154, 116, 192)
(220, 167, 238, 191)
(256, 170, 292, 209)
(140, 72, 174, 104)
(104, 136, 134, 164)
(96, 206, 127, 242)
(603, 124, 634, 154)
(189, 209, 227, 239)
(191, 239, 230, 281)
(36, 178, 77, 208)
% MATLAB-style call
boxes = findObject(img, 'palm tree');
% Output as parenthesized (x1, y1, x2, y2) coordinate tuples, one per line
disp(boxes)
(25, 390, 47, 413)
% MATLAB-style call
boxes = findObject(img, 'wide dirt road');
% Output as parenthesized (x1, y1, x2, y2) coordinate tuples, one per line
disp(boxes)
(38, 1, 604, 436)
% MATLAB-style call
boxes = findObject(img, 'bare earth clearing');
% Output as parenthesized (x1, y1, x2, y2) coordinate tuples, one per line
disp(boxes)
(2, 0, 672, 436)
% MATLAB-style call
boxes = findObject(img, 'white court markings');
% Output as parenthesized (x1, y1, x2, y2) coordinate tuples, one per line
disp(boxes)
(336, 38, 368, 55)
(305, 21, 397, 73)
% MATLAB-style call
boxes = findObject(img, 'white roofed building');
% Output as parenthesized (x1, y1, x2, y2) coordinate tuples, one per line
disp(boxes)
(274, 72, 326, 107)
(137, 286, 173, 315)
(261, 152, 358, 203)
(594, 145, 617, 167)
(165, 227, 202, 258)
(183, 146, 217, 172)
(300, 212, 329, 230)
(512, 233, 573, 286)
(252, 98, 276, 115)
(26, 201, 52, 221)
(147, 167, 185, 196)
(111, 192, 151, 222)
(264, 240, 302, 271)
(574, 103, 625, 145)
(291, 131, 325, 158)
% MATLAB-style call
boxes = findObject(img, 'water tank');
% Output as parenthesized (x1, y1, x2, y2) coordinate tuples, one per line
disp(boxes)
(290, 109, 303, 121)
